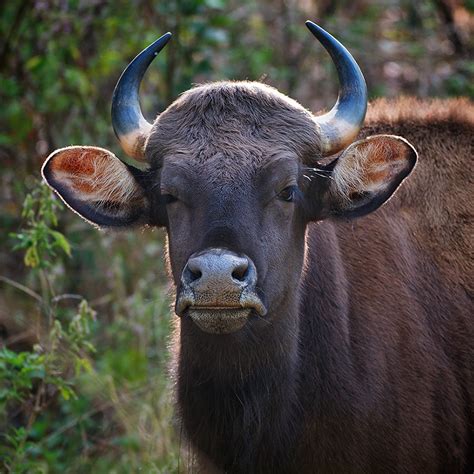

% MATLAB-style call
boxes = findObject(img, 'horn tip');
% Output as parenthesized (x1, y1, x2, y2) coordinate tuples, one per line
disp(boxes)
(305, 21, 330, 40)
(149, 32, 172, 53)
(305, 20, 319, 30)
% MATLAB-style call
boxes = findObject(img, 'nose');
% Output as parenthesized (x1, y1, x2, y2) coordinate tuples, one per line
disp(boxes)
(176, 248, 267, 329)
(182, 249, 253, 291)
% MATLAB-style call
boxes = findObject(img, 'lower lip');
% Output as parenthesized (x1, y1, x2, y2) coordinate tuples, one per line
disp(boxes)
(187, 307, 252, 334)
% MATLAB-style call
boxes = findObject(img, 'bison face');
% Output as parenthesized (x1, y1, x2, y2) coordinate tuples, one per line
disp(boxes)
(41, 24, 417, 336)
(145, 83, 415, 335)
(160, 160, 306, 334)
(147, 98, 311, 333)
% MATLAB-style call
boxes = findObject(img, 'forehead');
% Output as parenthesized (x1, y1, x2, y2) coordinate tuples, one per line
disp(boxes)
(160, 151, 301, 194)
(145, 81, 321, 177)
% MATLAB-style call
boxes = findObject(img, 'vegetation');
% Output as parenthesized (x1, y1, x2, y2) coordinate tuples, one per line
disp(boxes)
(0, 0, 472, 471)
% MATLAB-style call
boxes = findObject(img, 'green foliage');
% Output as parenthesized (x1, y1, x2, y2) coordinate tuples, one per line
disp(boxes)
(2, 182, 176, 472)
(0, 349, 49, 405)
(1, 185, 99, 472)
(12, 184, 70, 269)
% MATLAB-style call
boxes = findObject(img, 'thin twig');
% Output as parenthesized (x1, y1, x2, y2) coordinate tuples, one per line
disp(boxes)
(0, 275, 42, 302)
(51, 294, 84, 304)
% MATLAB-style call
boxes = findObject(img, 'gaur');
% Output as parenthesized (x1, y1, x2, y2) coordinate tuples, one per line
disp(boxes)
(42, 21, 473, 473)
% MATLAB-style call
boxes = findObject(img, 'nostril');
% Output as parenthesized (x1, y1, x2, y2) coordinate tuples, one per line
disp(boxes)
(232, 262, 249, 282)
(183, 252, 253, 287)
(188, 268, 202, 282)
(184, 260, 202, 284)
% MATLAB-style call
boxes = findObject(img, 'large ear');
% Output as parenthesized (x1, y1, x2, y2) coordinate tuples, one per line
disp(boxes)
(42, 146, 148, 227)
(320, 135, 417, 219)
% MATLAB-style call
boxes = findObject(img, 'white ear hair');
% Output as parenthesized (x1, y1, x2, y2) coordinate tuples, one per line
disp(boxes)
(42, 146, 148, 227)
(332, 143, 368, 201)
(332, 135, 417, 202)
(51, 148, 142, 206)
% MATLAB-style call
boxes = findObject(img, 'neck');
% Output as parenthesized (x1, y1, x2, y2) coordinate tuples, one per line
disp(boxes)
(173, 223, 359, 471)
(175, 300, 302, 472)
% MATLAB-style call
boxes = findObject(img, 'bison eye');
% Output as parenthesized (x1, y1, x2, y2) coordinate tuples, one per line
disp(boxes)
(277, 186, 297, 202)
(161, 193, 178, 205)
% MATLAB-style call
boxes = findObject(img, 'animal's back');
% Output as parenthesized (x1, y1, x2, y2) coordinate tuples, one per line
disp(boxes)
(364, 97, 472, 277)
(360, 97, 472, 321)
(300, 98, 473, 471)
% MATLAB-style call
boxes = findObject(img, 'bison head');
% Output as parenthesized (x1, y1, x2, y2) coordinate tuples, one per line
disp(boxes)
(42, 22, 416, 336)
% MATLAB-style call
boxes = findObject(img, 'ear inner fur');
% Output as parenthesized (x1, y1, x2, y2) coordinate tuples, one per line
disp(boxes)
(329, 134, 417, 217)
(42, 146, 147, 227)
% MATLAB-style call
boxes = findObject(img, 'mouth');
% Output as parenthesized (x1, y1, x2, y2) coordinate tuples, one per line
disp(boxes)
(186, 306, 253, 334)
(176, 280, 267, 335)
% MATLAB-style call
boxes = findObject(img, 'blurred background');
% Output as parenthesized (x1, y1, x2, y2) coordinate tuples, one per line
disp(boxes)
(0, 0, 472, 472)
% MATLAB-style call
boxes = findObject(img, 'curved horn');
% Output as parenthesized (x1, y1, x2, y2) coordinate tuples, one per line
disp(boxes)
(111, 32, 172, 166)
(306, 21, 367, 156)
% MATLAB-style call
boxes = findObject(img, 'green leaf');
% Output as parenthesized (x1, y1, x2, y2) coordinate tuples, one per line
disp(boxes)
(49, 230, 72, 257)
(24, 245, 40, 268)
(58, 385, 73, 401)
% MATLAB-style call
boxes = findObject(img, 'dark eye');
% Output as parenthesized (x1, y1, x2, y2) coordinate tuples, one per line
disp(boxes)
(277, 186, 297, 202)
(161, 193, 178, 205)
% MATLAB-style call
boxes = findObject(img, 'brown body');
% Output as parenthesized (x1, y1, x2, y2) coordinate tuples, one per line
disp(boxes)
(41, 24, 473, 472)
(297, 98, 474, 471)
(168, 98, 473, 473)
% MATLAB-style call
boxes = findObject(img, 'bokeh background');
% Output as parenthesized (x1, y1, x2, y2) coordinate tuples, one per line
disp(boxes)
(1, 0, 473, 472)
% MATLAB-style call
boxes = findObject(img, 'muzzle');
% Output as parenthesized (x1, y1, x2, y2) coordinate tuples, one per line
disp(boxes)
(175, 248, 267, 334)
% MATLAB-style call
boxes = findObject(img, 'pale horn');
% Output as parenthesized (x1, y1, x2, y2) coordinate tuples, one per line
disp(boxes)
(306, 21, 367, 156)
(111, 32, 172, 166)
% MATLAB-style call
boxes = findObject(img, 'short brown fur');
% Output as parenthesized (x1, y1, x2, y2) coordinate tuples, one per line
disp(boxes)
(155, 94, 473, 472)
(42, 89, 474, 473)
